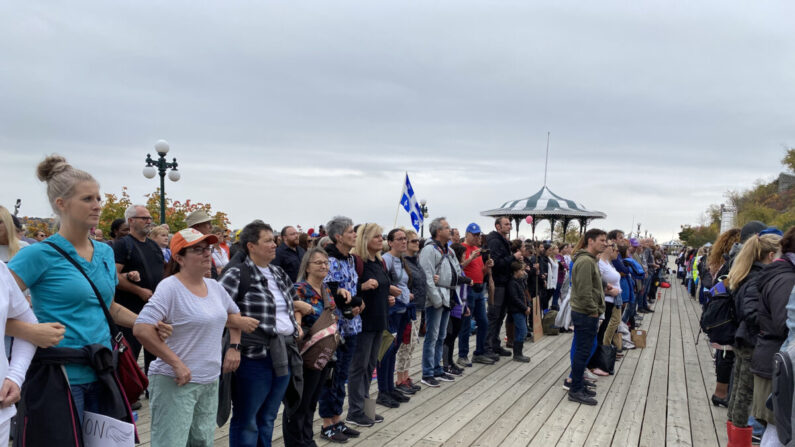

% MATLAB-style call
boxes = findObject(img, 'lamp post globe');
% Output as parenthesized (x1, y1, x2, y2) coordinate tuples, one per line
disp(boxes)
(168, 169, 181, 182)
(142, 165, 157, 179)
(154, 140, 170, 155)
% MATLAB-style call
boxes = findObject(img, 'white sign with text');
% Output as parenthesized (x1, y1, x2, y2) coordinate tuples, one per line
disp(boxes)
(83, 411, 135, 447)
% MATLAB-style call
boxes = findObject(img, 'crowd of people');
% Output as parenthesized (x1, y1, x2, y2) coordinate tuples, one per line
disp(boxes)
(2, 154, 791, 447)
(677, 221, 795, 447)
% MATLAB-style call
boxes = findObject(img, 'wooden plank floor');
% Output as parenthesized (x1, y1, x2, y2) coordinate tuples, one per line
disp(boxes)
(134, 274, 726, 446)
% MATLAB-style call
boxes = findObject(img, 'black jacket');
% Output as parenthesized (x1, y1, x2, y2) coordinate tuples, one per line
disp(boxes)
(751, 257, 795, 378)
(273, 243, 306, 283)
(486, 231, 513, 287)
(358, 258, 391, 333)
(404, 254, 427, 309)
(734, 262, 765, 348)
(506, 276, 529, 314)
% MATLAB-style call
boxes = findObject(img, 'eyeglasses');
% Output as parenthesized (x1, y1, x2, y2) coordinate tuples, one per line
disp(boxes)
(186, 246, 212, 254)
(310, 261, 330, 266)
(131, 216, 153, 222)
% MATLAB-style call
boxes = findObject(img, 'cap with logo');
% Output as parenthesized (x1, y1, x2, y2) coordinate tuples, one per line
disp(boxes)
(170, 227, 218, 254)
(466, 223, 482, 235)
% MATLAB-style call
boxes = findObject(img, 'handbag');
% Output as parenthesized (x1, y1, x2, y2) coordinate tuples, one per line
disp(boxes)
(593, 344, 617, 375)
(44, 241, 148, 404)
(299, 287, 340, 371)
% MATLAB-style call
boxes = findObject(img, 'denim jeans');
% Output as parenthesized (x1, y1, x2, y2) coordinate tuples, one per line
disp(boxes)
(552, 282, 562, 309)
(512, 313, 527, 344)
(230, 355, 291, 447)
(459, 287, 488, 358)
(570, 310, 599, 393)
(639, 274, 653, 309)
(318, 334, 357, 418)
(422, 305, 450, 377)
(70, 381, 104, 424)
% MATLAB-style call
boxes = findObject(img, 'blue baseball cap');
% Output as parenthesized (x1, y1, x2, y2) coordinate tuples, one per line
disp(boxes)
(759, 227, 783, 237)
(466, 223, 482, 234)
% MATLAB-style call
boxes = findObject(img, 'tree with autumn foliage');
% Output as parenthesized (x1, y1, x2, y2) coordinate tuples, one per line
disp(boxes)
(97, 187, 229, 235)
(144, 189, 229, 231)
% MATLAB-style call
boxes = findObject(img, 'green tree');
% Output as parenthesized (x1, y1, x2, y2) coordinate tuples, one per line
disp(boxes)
(679, 224, 718, 248)
(552, 221, 582, 244)
(98, 187, 132, 235)
(782, 148, 795, 172)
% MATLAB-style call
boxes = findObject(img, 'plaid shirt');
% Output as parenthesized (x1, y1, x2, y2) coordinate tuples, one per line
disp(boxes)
(219, 256, 299, 359)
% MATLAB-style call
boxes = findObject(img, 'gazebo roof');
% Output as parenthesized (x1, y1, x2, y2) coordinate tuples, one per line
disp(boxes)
(480, 186, 607, 220)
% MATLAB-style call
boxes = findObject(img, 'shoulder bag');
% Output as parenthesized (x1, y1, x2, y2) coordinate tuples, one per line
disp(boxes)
(44, 241, 148, 404)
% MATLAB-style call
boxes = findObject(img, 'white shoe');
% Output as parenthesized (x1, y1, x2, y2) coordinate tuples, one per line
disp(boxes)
(624, 342, 636, 349)
(584, 369, 598, 380)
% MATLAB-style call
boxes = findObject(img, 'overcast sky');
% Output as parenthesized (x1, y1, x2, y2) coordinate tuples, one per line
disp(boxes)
(1, 1, 793, 241)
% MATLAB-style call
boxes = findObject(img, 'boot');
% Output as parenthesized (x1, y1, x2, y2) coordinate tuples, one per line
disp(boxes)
(506, 322, 515, 348)
(512, 343, 530, 363)
(727, 421, 753, 447)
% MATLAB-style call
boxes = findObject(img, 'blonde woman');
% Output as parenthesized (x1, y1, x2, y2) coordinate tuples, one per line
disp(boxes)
(0, 206, 27, 263)
(345, 223, 397, 427)
(725, 233, 781, 443)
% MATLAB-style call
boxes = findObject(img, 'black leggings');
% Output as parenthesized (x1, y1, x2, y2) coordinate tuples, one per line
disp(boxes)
(444, 316, 463, 365)
(715, 348, 735, 384)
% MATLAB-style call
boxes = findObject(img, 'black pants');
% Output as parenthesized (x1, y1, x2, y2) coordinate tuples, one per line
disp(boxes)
(120, 326, 156, 375)
(283, 364, 330, 446)
(444, 316, 463, 365)
(715, 348, 736, 384)
(486, 286, 507, 353)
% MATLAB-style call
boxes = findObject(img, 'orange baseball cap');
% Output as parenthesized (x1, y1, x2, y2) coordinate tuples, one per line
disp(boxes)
(170, 227, 218, 254)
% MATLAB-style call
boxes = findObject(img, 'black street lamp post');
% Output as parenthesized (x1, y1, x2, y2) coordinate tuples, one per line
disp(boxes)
(420, 199, 429, 238)
(142, 140, 181, 225)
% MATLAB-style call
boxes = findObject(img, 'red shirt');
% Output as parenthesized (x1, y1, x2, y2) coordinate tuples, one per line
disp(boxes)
(462, 243, 485, 284)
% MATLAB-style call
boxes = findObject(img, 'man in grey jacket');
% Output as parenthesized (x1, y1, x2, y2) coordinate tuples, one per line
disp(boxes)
(419, 217, 462, 387)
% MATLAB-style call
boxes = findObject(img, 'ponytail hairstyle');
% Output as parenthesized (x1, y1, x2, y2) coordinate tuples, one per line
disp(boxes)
(726, 234, 782, 290)
(36, 155, 97, 216)
(0, 206, 21, 259)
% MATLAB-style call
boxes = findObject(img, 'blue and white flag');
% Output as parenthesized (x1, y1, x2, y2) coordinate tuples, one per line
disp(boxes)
(400, 173, 423, 231)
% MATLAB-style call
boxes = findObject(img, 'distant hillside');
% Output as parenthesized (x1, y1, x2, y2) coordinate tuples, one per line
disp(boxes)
(679, 149, 795, 247)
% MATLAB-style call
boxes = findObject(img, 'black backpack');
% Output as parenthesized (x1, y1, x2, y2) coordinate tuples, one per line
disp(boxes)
(699, 279, 737, 345)
(773, 345, 795, 445)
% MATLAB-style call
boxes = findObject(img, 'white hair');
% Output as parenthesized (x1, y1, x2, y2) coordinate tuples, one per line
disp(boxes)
(124, 204, 148, 220)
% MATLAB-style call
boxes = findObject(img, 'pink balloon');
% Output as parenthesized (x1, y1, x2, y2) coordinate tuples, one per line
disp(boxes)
(525, 216, 533, 224)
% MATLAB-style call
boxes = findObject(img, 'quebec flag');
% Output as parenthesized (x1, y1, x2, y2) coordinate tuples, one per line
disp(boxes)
(400, 173, 423, 232)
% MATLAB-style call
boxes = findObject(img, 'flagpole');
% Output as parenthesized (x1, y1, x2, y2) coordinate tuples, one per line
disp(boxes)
(543, 131, 551, 187)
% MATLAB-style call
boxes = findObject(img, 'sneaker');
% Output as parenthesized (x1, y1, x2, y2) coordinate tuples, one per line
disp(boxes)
(498, 347, 512, 356)
(396, 382, 416, 395)
(336, 422, 360, 438)
(435, 372, 455, 382)
(421, 376, 440, 387)
(376, 393, 400, 408)
(472, 354, 496, 365)
(752, 434, 761, 444)
(389, 389, 410, 403)
(345, 414, 374, 427)
(321, 424, 350, 443)
(512, 354, 530, 363)
(590, 368, 610, 377)
(584, 369, 599, 380)
(374, 413, 384, 423)
(406, 377, 422, 391)
(444, 365, 463, 376)
(568, 389, 598, 405)
(485, 352, 501, 362)
(457, 356, 473, 368)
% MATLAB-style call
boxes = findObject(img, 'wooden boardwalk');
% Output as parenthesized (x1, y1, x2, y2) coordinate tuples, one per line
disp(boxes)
(135, 278, 726, 446)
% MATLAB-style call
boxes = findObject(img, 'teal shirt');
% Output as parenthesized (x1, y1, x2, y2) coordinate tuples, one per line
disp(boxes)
(8, 234, 118, 385)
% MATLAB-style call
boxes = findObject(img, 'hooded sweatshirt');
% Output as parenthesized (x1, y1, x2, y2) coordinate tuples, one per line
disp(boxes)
(570, 249, 605, 316)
